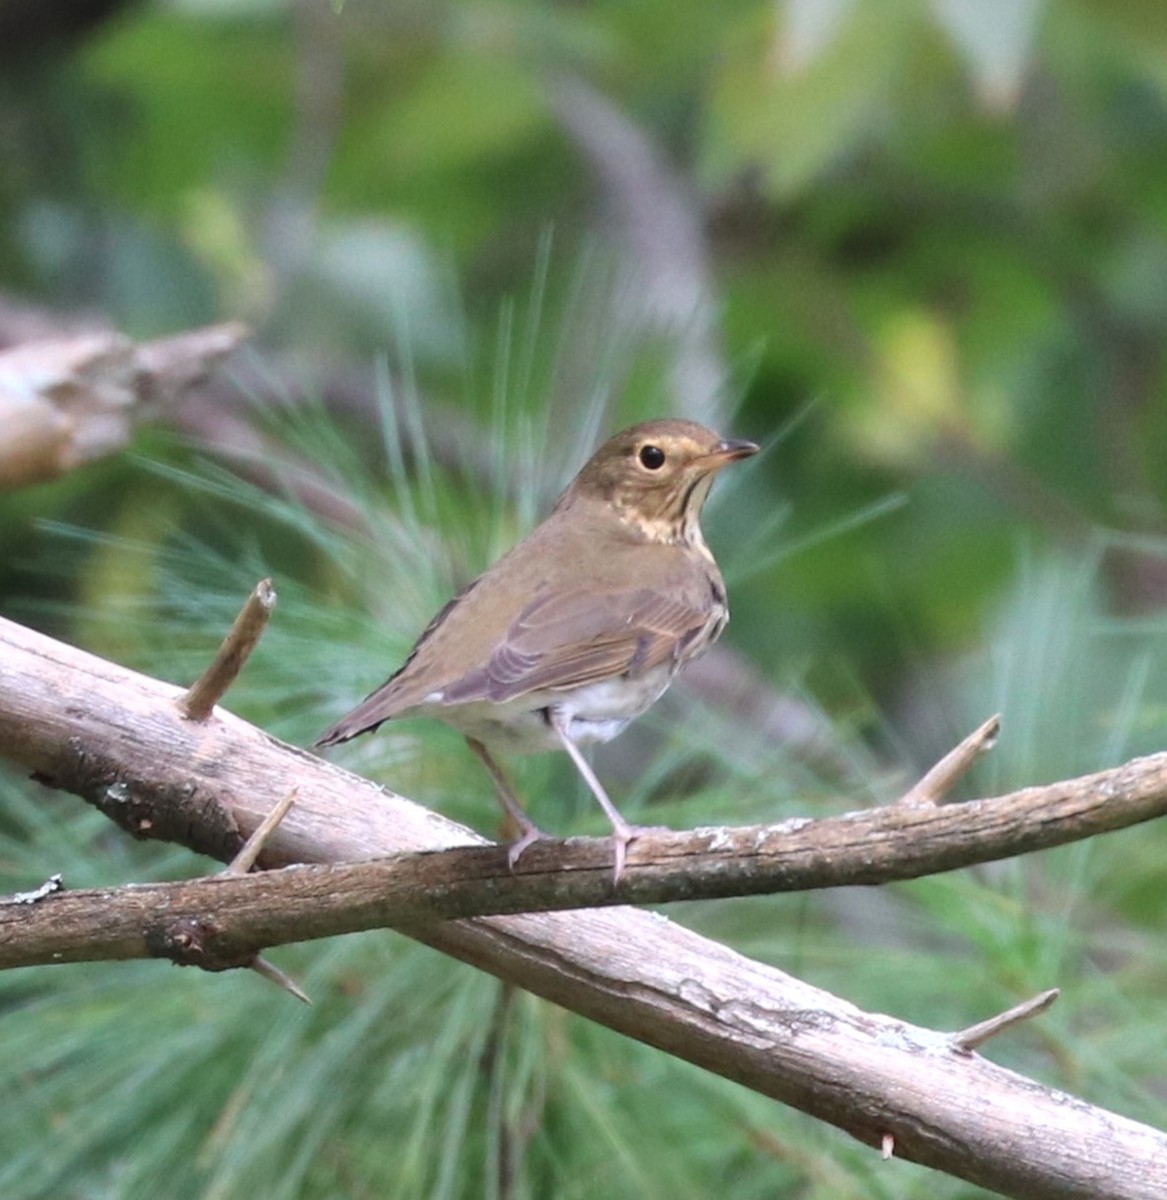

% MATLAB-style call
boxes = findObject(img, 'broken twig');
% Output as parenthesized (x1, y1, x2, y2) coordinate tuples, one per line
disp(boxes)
(949, 988, 1061, 1054)
(899, 714, 1001, 807)
(178, 579, 277, 721)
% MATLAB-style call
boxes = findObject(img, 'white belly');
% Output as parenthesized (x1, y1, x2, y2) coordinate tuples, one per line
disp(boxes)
(421, 662, 676, 754)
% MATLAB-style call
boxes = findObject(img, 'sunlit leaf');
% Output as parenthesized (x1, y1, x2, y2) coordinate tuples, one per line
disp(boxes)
(779, 0, 859, 73)
(929, 0, 1044, 108)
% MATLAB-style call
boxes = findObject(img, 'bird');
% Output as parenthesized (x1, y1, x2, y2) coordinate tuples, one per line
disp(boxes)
(316, 418, 758, 880)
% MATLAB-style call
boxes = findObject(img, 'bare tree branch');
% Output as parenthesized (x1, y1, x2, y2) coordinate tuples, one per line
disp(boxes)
(0, 322, 247, 492)
(6, 733, 1167, 970)
(547, 74, 728, 429)
(260, 0, 345, 296)
(0, 612, 1165, 1198)
(0, 756, 1158, 965)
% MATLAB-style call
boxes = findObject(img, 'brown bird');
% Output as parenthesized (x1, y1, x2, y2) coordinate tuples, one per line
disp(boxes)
(316, 418, 758, 879)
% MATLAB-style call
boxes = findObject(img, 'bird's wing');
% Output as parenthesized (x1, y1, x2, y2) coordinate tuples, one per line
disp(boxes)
(314, 583, 477, 746)
(439, 585, 716, 706)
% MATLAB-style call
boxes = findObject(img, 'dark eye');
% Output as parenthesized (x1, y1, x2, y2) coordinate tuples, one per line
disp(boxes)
(638, 444, 666, 470)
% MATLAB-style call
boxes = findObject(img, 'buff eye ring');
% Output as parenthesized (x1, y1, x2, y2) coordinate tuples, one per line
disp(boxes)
(638, 444, 666, 470)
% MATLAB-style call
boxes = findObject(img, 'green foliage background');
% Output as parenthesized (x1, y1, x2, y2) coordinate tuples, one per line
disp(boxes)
(3, 0, 1167, 1196)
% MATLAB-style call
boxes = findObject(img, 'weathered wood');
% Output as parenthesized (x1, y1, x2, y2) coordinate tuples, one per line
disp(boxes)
(0, 323, 246, 491)
(1, 614, 1164, 1199)
(6, 747, 1167, 969)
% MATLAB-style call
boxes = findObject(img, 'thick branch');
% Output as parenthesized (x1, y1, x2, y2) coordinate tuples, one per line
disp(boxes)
(0, 613, 1164, 1199)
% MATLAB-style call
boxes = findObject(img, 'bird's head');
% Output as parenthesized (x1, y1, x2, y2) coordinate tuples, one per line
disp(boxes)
(557, 419, 758, 544)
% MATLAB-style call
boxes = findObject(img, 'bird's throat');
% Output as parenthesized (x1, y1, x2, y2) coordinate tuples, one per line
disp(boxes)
(610, 474, 716, 559)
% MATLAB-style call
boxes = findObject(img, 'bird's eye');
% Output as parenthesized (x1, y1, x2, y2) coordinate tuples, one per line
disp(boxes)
(638, 444, 666, 470)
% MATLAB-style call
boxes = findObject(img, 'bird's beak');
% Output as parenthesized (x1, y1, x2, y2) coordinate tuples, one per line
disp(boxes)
(703, 438, 759, 469)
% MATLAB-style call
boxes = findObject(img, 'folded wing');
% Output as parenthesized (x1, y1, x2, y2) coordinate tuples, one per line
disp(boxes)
(440, 586, 713, 705)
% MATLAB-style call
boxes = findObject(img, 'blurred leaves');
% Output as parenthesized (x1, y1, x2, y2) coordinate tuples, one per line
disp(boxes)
(930, 0, 1044, 108)
(704, 2, 914, 200)
(4, 0, 1167, 1195)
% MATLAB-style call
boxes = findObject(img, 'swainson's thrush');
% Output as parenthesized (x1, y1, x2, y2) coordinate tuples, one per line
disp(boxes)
(317, 419, 758, 878)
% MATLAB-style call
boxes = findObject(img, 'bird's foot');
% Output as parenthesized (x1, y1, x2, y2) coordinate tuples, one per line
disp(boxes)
(609, 822, 669, 886)
(506, 822, 550, 871)
(507, 820, 669, 881)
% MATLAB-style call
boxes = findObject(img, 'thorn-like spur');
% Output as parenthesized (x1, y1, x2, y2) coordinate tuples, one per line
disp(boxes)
(898, 714, 1001, 808)
(250, 954, 312, 1005)
(225, 788, 297, 876)
(179, 578, 277, 722)
(948, 988, 1060, 1054)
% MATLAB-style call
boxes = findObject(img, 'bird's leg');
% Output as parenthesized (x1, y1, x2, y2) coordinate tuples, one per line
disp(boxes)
(547, 710, 638, 884)
(464, 737, 547, 869)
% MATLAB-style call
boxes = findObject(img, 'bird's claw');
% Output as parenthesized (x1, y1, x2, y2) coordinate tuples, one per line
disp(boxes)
(508, 820, 667, 885)
(610, 822, 668, 886)
(506, 823, 548, 871)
